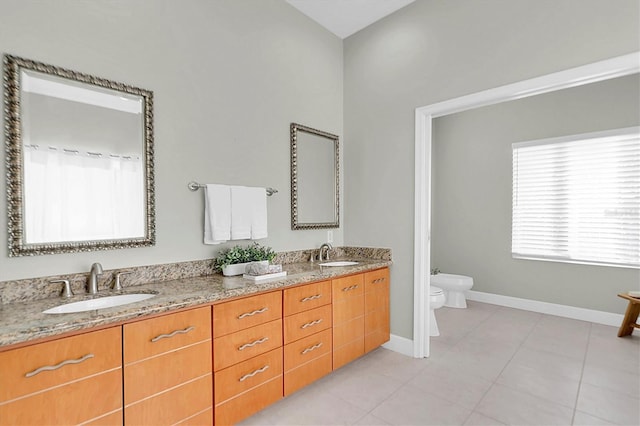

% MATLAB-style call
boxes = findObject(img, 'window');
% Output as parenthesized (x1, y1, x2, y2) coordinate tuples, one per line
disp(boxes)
(512, 127, 640, 268)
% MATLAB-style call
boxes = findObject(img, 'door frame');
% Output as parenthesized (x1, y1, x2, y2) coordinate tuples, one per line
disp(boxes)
(413, 52, 640, 358)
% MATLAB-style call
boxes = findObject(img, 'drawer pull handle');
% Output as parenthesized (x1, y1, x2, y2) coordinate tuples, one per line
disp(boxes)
(301, 319, 323, 329)
(151, 326, 195, 342)
(300, 294, 322, 302)
(301, 342, 323, 355)
(342, 285, 359, 292)
(238, 337, 269, 351)
(239, 365, 269, 382)
(25, 353, 94, 378)
(237, 307, 268, 319)
(373, 278, 386, 284)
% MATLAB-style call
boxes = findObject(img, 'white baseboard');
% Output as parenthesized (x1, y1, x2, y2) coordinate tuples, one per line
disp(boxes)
(382, 334, 414, 357)
(466, 290, 624, 327)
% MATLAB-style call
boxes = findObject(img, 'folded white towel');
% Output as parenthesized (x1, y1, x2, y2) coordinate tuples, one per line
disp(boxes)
(250, 187, 268, 239)
(204, 184, 230, 244)
(230, 186, 268, 240)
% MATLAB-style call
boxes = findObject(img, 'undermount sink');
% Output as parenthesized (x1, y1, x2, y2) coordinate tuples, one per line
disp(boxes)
(43, 293, 156, 314)
(319, 261, 359, 267)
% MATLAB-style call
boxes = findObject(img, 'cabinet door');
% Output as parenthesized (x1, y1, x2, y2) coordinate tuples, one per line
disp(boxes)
(364, 268, 390, 352)
(123, 306, 212, 426)
(331, 274, 365, 369)
(0, 327, 122, 426)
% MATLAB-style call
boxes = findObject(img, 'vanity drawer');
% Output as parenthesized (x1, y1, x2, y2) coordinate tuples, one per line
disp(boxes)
(213, 319, 283, 371)
(364, 268, 390, 292)
(215, 375, 283, 426)
(124, 374, 212, 426)
(0, 326, 121, 402)
(214, 347, 283, 404)
(213, 291, 282, 337)
(332, 274, 364, 302)
(284, 304, 332, 344)
(0, 369, 122, 425)
(284, 328, 332, 372)
(124, 306, 211, 364)
(124, 340, 212, 404)
(284, 352, 332, 396)
(283, 280, 331, 316)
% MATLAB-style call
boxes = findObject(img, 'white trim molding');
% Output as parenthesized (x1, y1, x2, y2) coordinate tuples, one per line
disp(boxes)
(413, 52, 640, 358)
(467, 291, 624, 327)
(382, 333, 414, 357)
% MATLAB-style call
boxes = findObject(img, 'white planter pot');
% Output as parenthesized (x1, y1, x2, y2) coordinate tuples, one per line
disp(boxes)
(222, 260, 268, 277)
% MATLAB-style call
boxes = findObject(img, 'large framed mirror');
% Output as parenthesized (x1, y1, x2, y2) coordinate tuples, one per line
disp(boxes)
(4, 54, 155, 256)
(290, 122, 339, 230)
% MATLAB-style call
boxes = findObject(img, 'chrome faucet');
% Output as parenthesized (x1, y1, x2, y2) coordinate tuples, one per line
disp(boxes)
(87, 263, 103, 294)
(319, 243, 333, 262)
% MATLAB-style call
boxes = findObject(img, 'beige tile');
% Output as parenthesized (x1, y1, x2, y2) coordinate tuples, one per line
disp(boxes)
(475, 384, 574, 425)
(572, 410, 616, 426)
(523, 317, 590, 360)
(508, 346, 584, 381)
(464, 412, 506, 425)
(354, 413, 391, 425)
(582, 363, 640, 398)
(408, 363, 493, 410)
(434, 347, 513, 382)
(324, 370, 405, 411)
(586, 333, 640, 375)
(350, 347, 430, 381)
(576, 382, 640, 426)
(371, 383, 472, 425)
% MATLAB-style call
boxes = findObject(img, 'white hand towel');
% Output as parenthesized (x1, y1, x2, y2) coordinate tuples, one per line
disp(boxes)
(251, 187, 268, 239)
(230, 186, 252, 240)
(204, 184, 230, 244)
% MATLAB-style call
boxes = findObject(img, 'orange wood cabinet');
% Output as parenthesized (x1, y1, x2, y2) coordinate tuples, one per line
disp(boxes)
(123, 306, 212, 426)
(0, 327, 123, 426)
(213, 291, 283, 425)
(364, 268, 391, 352)
(282, 280, 332, 396)
(332, 274, 365, 369)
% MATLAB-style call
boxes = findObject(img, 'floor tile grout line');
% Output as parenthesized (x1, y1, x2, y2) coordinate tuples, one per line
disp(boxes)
(570, 322, 593, 425)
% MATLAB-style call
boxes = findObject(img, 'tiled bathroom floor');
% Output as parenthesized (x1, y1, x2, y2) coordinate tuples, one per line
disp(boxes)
(240, 301, 640, 426)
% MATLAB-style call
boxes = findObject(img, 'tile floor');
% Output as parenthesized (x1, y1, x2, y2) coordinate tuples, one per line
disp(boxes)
(240, 301, 640, 426)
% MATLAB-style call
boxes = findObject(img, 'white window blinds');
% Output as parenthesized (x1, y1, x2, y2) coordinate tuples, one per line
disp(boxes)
(512, 127, 640, 268)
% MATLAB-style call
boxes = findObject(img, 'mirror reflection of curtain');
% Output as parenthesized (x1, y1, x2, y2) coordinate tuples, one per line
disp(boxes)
(23, 145, 144, 243)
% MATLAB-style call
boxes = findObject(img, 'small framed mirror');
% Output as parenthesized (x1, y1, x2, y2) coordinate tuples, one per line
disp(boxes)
(4, 54, 155, 256)
(290, 122, 339, 230)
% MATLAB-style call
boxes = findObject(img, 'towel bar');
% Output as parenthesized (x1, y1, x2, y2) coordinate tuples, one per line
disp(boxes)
(188, 181, 277, 196)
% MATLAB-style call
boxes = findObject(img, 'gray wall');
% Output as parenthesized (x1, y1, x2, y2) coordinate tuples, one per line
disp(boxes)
(432, 74, 640, 314)
(343, 0, 640, 339)
(0, 0, 343, 281)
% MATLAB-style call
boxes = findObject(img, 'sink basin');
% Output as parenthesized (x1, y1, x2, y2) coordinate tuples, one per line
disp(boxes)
(319, 261, 359, 267)
(43, 293, 156, 314)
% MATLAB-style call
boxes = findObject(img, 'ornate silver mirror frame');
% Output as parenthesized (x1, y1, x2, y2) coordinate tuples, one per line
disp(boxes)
(4, 54, 155, 256)
(290, 122, 339, 230)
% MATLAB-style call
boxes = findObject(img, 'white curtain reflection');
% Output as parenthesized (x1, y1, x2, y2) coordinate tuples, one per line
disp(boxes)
(23, 145, 145, 244)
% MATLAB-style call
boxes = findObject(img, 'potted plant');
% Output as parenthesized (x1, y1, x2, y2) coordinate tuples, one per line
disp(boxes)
(214, 242, 276, 276)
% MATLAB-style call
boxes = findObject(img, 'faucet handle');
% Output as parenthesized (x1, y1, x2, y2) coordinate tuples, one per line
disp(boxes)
(112, 270, 133, 291)
(51, 279, 73, 298)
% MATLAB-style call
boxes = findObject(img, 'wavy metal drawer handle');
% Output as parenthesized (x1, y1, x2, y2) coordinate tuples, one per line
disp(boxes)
(238, 336, 269, 351)
(301, 342, 323, 355)
(300, 294, 322, 302)
(151, 326, 195, 342)
(237, 307, 268, 319)
(25, 353, 94, 378)
(373, 278, 386, 284)
(342, 285, 359, 291)
(301, 319, 323, 329)
(239, 365, 270, 382)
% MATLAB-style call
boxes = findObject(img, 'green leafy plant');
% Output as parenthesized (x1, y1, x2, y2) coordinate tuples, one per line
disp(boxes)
(214, 242, 276, 271)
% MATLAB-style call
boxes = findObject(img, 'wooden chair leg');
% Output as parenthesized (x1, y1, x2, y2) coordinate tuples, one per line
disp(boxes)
(617, 302, 640, 337)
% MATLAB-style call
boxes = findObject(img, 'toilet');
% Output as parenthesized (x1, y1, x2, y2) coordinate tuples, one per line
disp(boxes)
(429, 286, 446, 336)
(430, 273, 474, 308)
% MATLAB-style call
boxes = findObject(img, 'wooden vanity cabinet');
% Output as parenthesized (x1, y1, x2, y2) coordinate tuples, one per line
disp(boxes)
(213, 291, 283, 425)
(332, 274, 365, 369)
(283, 280, 332, 396)
(123, 306, 212, 426)
(364, 268, 391, 353)
(0, 327, 122, 426)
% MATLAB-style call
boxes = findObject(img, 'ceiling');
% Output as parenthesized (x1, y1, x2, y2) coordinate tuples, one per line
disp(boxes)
(286, 0, 415, 39)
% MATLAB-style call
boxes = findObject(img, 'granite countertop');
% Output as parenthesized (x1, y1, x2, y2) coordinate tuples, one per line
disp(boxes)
(0, 258, 391, 348)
